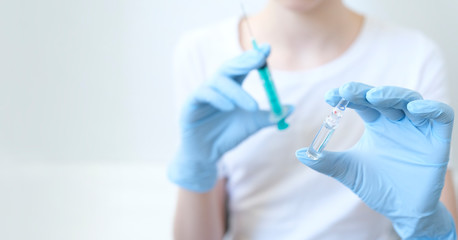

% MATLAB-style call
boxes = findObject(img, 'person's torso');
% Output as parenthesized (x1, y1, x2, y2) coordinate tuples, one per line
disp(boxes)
(174, 16, 447, 240)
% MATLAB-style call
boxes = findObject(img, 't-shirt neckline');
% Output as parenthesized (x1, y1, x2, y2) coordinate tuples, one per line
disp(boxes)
(229, 15, 375, 79)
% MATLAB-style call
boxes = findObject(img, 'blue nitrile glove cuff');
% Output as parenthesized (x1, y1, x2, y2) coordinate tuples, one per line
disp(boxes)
(394, 202, 456, 240)
(167, 156, 218, 193)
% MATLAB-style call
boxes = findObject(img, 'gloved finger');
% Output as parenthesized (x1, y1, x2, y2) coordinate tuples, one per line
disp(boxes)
(366, 86, 423, 124)
(338, 82, 381, 122)
(296, 148, 356, 188)
(251, 104, 294, 128)
(325, 87, 368, 110)
(218, 44, 271, 81)
(324, 88, 341, 106)
(210, 75, 258, 111)
(250, 109, 276, 129)
(407, 100, 454, 140)
(193, 86, 235, 111)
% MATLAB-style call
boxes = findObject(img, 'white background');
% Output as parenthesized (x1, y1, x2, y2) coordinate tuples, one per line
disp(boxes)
(0, 0, 457, 239)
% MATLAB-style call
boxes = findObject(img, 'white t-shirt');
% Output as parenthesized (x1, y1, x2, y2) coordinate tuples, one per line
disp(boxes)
(172, 16, 449, 240)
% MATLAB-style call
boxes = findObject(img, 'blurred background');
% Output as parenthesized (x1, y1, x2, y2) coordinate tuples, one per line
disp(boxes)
(0, 0, 457, 239)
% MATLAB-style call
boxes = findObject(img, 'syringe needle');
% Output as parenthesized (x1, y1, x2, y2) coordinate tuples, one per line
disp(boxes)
(240, 2, 255, 39)
(239, 1, 290, 130)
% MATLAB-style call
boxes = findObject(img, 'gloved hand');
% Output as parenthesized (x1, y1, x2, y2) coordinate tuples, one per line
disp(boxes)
(169, 45, 292, 193)
(296, 82, 455, 239)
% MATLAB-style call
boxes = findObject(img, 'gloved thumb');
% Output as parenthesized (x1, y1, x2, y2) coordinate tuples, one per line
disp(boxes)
(250, 109, 275, 129)
(296, 148, 357, 188)
(250, 105, 294, 130)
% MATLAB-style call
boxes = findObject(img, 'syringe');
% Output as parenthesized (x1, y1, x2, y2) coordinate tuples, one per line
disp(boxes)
(240, 3, 290, 130)
(306, 98, 349, 160)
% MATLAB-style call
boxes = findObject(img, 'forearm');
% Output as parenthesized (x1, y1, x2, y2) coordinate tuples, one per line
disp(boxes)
(173, 179, 226, 240)
(441, 170, 458, 226)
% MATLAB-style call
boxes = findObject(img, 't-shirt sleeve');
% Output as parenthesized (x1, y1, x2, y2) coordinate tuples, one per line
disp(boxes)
(413, 35, 455, 169)
(414, 35, 450, 104)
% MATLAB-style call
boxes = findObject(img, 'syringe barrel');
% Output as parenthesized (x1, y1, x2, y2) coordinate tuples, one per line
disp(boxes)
(252, 39, 288, 130)
(257, 64, 283, 115)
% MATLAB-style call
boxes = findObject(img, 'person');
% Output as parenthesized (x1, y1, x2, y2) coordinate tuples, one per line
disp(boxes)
(168, 0, 457, 239)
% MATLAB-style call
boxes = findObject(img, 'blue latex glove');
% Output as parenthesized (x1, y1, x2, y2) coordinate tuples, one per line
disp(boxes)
(296, 82, 455, 239)
(169, 45, 292, 193)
